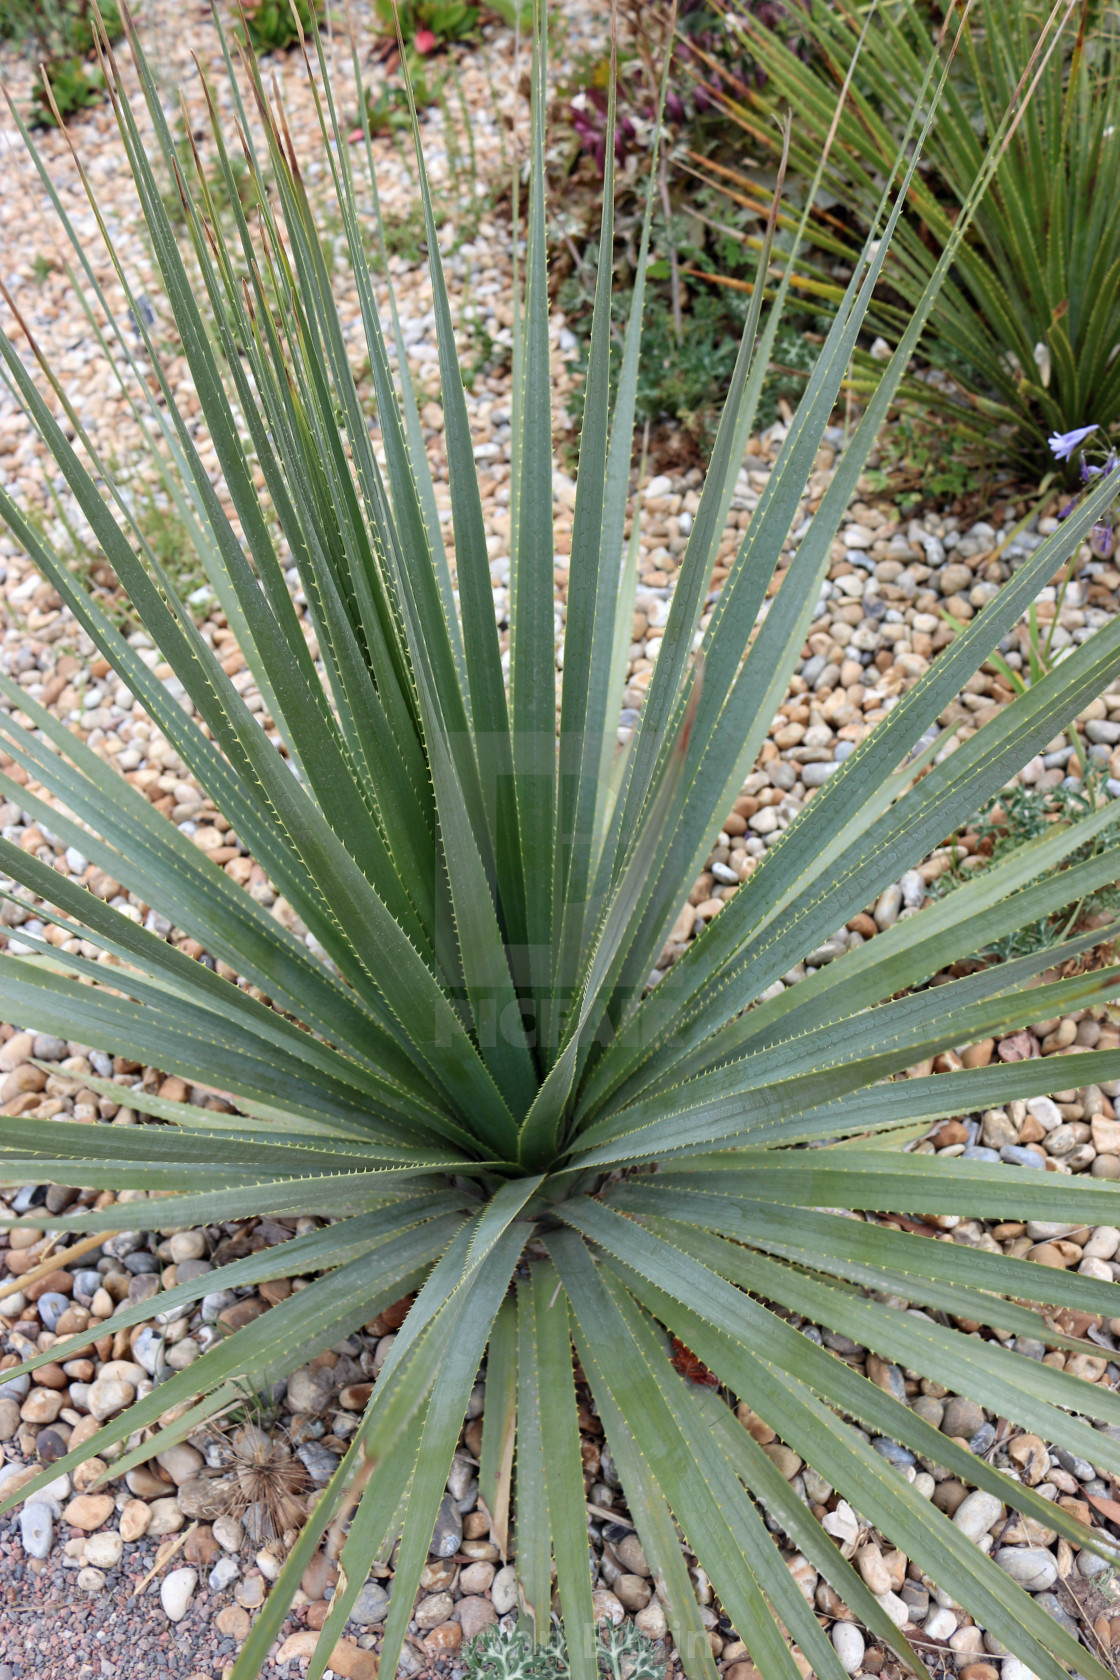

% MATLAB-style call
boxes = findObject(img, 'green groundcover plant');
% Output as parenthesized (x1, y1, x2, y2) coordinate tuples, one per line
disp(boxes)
(0, 0, 127, 126)
(710, 0, 1120, 469)
(2, 9, 1120, 1680)
(238, 0, 322, 55)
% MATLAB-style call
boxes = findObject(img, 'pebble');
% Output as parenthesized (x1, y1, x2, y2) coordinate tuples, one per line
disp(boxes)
(119, 1499, 153, 1542)
(1034, 1592, 1080, 1639)
(85, 1374, 136, 1421)
(216, 1605, 252, 1638)
(209, 1555, 241, 1591)
(286, 1364, 335, 1413)
(924, 1606, 959, 1641)
(62, 1494, 116, 1531)
(0, 1397, 21, 1441)
(942, 1397, 986, 1438)
(993, 1547, 1059, 1591)
(491, 1563, 518, 1615)
(351, 1579, 391, 1624)
(18, 1501, 54, 1560)
(159, 1566, 198, 1622)
(455, 1596, 498, 1639)
(21, 1386, 64, 1424)
(952, 1491, 1004, 1541)
(155, 1442, 204, 1485)
(429, 1491, 464, 1557)
(83, 1530, 123, 1569)
(213, 1514, 243, 1552)
(296, 1440, 340, 1485)
(591, 1588, 625, 1626)
(416, 1590, 454, 1628)
(833, 1622, 865, 1673)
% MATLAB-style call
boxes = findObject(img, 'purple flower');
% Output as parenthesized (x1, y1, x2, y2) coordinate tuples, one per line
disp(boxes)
(1092, 520, 1115, 560)
(1048, 423, 1098, 461)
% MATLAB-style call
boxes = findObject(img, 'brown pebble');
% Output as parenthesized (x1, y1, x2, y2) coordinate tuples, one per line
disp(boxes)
(54, 1304, 92, 1335)
(1066, 1353, 1107, 1383)
(63, 1493, 116, 1530)
(338, 1383, 374, 1410)
(1057, 1495, 1092, 1528)
(21, 1388, 64, 1424)
(301, 1550, 339, 1600)
(184, 1524, 221, 1566)
(334, 1646, 379, 1680)
(424, 1622, 464, 1654)
(931, 1119, 970, 1148)
(454, 1596, 498, 1640)
(120, 1499, 153, 1542)
(1008, 1434, 1049, 1484)
(933, 1479, 968, 1516)
(736, 1403, 776, 1444)
(29, 1361, 68, 1390)
(0, 1065, 47, 1100)
(381, 1293, 414, 1329)
(215, 1604, 251, 1640)
(218, 1296, 266, 1330)
(25, 1269, 74, 1301)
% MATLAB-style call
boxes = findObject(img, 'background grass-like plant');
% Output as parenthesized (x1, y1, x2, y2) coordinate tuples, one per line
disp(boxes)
(701, 0, 1120, 469)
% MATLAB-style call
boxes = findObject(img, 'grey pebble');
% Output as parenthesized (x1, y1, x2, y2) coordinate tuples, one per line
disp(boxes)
(201, 1289, 237, 1322)
(994, 1547, 1058, 1591)
(19, 1502, 53, 1560)
(351, 1580, 391, 1625)
(295, 1442, 340, 1486)
(871, 1438, 916, 1467)
(1034, 1592, 1082, 1640)
(208, 1556, 241, 1592)
(34, 1291, 70, 1332)
(428, 1491, 463, 1558)
(1000, 1146, 1045, 1169)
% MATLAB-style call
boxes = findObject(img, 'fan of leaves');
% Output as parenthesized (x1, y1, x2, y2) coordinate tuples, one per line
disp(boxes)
(1, 9, 1120, 1680)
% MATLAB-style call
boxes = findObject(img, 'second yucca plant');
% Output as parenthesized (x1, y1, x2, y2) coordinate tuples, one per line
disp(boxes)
(3, 8, 1120, 1680)
(704, 0, 1120, 467)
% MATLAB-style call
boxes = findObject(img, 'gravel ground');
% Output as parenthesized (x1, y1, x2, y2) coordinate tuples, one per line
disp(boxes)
(4, 5, 1120, 1680)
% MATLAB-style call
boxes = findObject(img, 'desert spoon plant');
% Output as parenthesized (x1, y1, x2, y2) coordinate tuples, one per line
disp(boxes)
(3, 6, 1120, 1680)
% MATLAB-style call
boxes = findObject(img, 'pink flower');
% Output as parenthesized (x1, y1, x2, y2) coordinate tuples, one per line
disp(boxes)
(414, 27, 437, 53)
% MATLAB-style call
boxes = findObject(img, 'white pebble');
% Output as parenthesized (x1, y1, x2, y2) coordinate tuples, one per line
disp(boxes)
(923, 1606, 958, 1640)
(832, 1622, 865, 1673)
(160, 1566, 197, 1622)
(84, 1530, 123, 1569)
